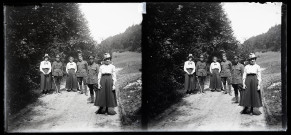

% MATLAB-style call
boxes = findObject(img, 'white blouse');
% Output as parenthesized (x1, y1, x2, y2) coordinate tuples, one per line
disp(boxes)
(243, 64, 262, 86)
(66, 62, 77, 73)
(184, 61, 196, 74)
(98, 64, 117, 86)
(40, 60, 51, 74)
(210, 62, 221, 73)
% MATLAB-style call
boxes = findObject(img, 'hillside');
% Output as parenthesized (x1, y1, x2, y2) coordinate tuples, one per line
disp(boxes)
(241, 24, 281, 53)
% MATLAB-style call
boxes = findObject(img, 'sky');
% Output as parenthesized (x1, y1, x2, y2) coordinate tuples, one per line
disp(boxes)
(222, 2, 282, 43)
(79, 3, 143, 44)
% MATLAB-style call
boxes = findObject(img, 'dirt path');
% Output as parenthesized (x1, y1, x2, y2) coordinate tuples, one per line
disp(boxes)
(8, 68, 123, 132)
(149, 78, 269, 131)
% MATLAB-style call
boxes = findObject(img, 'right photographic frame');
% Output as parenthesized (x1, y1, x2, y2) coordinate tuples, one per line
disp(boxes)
(142, 2, 286, 131)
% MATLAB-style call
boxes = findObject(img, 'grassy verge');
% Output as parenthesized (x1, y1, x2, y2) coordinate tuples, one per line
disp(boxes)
(256, 51, 282, 128)
(112, 51, 142, 130)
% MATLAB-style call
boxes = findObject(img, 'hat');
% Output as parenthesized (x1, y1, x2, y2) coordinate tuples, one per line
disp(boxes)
(248, 53, 257, 60)
(199, 54, 204, 58)
(187, 54, 194, 59)
(56, 54, 60, 58)
(234, 56, 239, 59)
(89, 55, 95, 59)
(43, 54, 50, 59)
(103, 53, 111, 60)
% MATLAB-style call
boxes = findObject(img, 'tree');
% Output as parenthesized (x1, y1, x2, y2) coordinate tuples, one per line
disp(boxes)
(5, 3, 96, 114)
(143, 2, 239, 117)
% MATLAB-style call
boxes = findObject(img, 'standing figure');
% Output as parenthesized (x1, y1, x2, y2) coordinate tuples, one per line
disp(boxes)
(209, 56, 222, 92)
(52, 54, 63, 93)
(231, 56, 244, 103)
(220, 54, 233, 95)
(40, 54, 52, 94)
(184, 54, 196, 94)
(65, 56, 78, 92)
(76, 54, 89, 95)
(87, 55, 100, 103)
(196, 54, 207, 93)
(240, 53, 262, 115)
(95, 53, 117, 115)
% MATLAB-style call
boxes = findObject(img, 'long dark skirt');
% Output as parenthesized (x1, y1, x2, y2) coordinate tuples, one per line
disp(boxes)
(40, 73, 52, 91)
(65, 69, 78, 90)
(185, 68, 196, 91)
(239, 75, 262, 107)
(209, 69, 222, 90)
(95, 74, 117, 107)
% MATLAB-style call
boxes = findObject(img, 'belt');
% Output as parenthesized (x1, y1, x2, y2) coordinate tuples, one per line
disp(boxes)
(247, 73, 256, 76)
(102, 73, 112, 76)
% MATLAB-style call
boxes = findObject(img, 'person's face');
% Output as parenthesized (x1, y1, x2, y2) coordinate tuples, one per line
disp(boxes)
(213, 57, 217, 62)
(234, 57, 239, 64)
(189, 57, 193, 61)
(69, 58, 73, 62)
(222, 55, 227, 61)
(56, 57, 60, 61)
(200, 57, 204, 61)
(89, 58, 94, 63)
(249, 58, 255, 65)
(79, 56, 83, 61)
(44, 57, 48, 61)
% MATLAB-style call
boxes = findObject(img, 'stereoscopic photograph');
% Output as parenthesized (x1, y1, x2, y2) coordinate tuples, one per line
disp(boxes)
(4, 3, 142, 132)
(3, 2, 286, 133)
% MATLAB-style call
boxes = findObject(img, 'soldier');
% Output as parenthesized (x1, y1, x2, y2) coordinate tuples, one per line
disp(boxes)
(65, 56, 78, 92)
(52, 54, 63, 93)
(209, 56, 222, 92)
(95, 53, 117, 115)
(195, 54, 207, 93)
(220, 53, 233, 95)
(231, 56, 244, 103)
(87, 55, 100, 103)
(184, 54, 196, 94)
(40, 54, 52, 94)
(76, 54, 89, 95)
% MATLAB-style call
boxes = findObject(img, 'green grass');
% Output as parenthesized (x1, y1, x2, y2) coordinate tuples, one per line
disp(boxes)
(256, 51, 282, 128)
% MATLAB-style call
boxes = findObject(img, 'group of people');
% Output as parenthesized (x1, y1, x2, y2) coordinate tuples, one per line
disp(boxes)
(39, 53, 118, 115)
(184, 53, 263, 115)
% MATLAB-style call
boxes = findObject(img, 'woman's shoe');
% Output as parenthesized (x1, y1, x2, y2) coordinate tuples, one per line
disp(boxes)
(107, 108, 117, 115)
(240, 107, 250, 114)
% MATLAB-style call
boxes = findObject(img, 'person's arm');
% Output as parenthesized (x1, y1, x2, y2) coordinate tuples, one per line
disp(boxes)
(218, 63, 221, 73)
(209, 63, 213, 74)
(40, 61, 44, 74)
(48, 62, 52, 74)
(242, 66, 247, 89)
(112, 65, 117, 90)
(97, 67, 102, 89)
(191, 62, 196, 74)
(74, 63, 77, 73)
(257, 65, 262, 90)
(66, 63, 69, 74)
(229, 61, 233, 72)
(85, 61, 88, 74)
(184, 62, 189, 74)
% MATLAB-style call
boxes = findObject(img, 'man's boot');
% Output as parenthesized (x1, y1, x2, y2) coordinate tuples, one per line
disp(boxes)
(235, 94, 239, 103)
(224, 85, 228, 94)
(90, 94, 94, 103)
(84, 85, 88, 96)
(229, 86, 232, 96)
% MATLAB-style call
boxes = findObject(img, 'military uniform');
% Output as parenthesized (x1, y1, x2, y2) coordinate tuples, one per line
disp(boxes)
(196, 61, 207, 92)
(52, 60, 63, 92)
(232, 62, 244, 103)
(220, 60, 232, 94)
(87, 62, 99, 103)
(76, 60, 88, 94)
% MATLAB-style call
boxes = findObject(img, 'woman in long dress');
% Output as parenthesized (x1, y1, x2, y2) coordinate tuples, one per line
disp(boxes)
(240, 53, 262, 115)
(184, 54, 196, 94)
(65, 56, 79, 92)
(95, 53, 117, 115)
(209, 56, 222, 92)
(40, 54, 52, 94)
